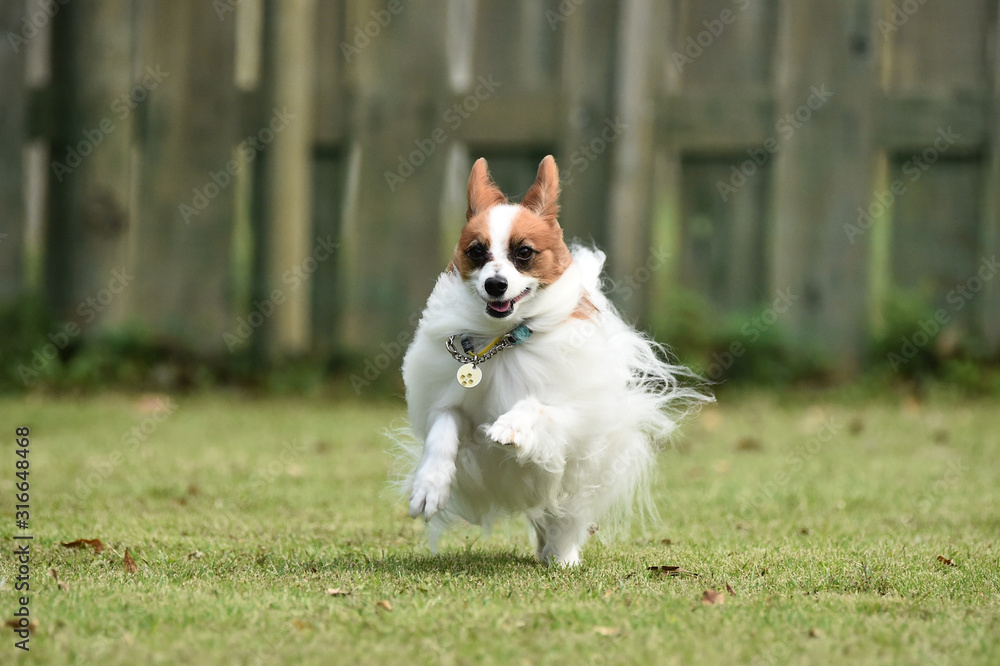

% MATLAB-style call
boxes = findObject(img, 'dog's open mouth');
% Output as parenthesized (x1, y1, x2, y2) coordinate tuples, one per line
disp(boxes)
(485, 288, 531, 319)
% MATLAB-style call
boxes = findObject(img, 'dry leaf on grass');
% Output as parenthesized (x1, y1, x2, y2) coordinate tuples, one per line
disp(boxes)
(50, 569, 69, 591)
(648, 565, 700, 577)
(937, 555, 956, 566)
(593, 626, 622, 637)
(809, 627, 825, 638)
(60, 538, 105, 553)
(124, 548, 138, 574)
(735, 436, 762, 452)
(187, 551, 205, 560)
(701, 589, 725, 606)
(326, 588, 351, 597)
(5, 618, 38, 632)
(375, 600, 392, 612)
(725, 583, 736, 596)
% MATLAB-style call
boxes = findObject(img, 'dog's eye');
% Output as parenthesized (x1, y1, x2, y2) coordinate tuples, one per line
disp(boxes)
(466, 244, 487, 262)
(515, 246, 534, 262)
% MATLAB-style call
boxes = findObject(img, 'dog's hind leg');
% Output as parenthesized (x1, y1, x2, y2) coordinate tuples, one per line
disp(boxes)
(534, 514, 591, 567)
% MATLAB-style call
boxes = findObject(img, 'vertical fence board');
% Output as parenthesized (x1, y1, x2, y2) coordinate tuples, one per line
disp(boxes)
(984, 10, 1000, 353)
(133, 0, 238, 352)
(883, 0, 994, 95)
(891, 157, 982, 320)
(0, 0, 28, 306)
(340, 0, 451, 351)
(607, 0, 661, 321)
(673, 0, 776, 89)
(771, 0, 876, 372)
(679, 157, 769, 313)
(44, 0, 134, 326)
(559, 0, 618, 246)
(256, 0, 316, 356)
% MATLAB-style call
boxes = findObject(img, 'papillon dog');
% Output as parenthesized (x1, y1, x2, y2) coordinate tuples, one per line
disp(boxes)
(399, 155, 709, 566)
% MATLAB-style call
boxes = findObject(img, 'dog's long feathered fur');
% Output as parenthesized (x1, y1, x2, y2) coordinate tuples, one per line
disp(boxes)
(398, 156, 710, 565)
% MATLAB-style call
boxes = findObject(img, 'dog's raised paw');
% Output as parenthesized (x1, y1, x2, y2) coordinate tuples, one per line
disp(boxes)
(487, 408, 541, 451)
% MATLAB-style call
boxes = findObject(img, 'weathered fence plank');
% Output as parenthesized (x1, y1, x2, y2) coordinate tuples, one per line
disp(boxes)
(0, 0, 28, 306)
(339, 0, 451, 352)
(559, 0, 618, 247)
(771, 0, 876, 373)
(44, 0, 134, 327)
(255, 0, 317, 356)
(982, 7, 1000, 354)
(133, 0, 238, 352)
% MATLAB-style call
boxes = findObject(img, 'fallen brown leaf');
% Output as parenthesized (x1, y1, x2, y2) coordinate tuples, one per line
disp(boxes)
(4, 619, 38, 632)
(648, 565, 700, 577)
(735, 436, 762, 452)
(291, 619, 311, 631)
(60, 538, 105, 553)
(326, 588, 351, 597)
(726, 583, 736, 596)
(937, 555, 955, 566)
(124, 548, 138, 574)
(375, 599, 392, 612)
(50, 568, 69, 591)
(809, 627, 825, 639)
(593, 626, 622, 637)
(701, 589, 725, 606)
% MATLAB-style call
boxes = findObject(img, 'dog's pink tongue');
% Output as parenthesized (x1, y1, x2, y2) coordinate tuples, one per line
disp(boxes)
(488, 300, 511, 313)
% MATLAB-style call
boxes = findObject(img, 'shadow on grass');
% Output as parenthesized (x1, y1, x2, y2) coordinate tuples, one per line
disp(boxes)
(322, 549, 542, 577)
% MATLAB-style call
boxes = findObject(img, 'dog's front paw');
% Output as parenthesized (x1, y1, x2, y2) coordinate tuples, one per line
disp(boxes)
(408, 464, 453, 521)
(487, 414, 537, 450)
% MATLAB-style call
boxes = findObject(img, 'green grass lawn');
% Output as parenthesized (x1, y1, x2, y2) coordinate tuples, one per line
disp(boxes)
(0, 387, 997, 664)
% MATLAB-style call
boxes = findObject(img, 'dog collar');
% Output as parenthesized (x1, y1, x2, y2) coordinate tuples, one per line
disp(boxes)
(446, 324, 532, 388)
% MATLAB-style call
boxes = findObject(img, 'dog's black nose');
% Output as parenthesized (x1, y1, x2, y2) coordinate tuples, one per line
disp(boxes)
(484, 276, 508, 297)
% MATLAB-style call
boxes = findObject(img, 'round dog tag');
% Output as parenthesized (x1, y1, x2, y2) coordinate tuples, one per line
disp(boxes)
(456, 363, 482, 388)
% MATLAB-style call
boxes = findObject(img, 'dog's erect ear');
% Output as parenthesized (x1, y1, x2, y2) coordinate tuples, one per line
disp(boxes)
(521, 155, 560, 223)
(467, 158, 506, 220)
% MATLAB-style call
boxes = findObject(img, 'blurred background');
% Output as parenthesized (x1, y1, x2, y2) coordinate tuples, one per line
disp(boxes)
(1, 0, 998, 395)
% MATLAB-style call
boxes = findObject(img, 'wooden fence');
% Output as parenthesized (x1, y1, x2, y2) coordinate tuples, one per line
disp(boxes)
(1, 0, 998, 376)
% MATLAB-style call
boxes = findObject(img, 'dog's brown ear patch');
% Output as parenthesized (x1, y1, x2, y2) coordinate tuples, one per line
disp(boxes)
(521, 155, 560, 223)
(467, 158, 507, 220)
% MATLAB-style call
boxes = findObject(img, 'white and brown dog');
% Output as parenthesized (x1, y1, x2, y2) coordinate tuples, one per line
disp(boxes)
(400, 156, 708, 566)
